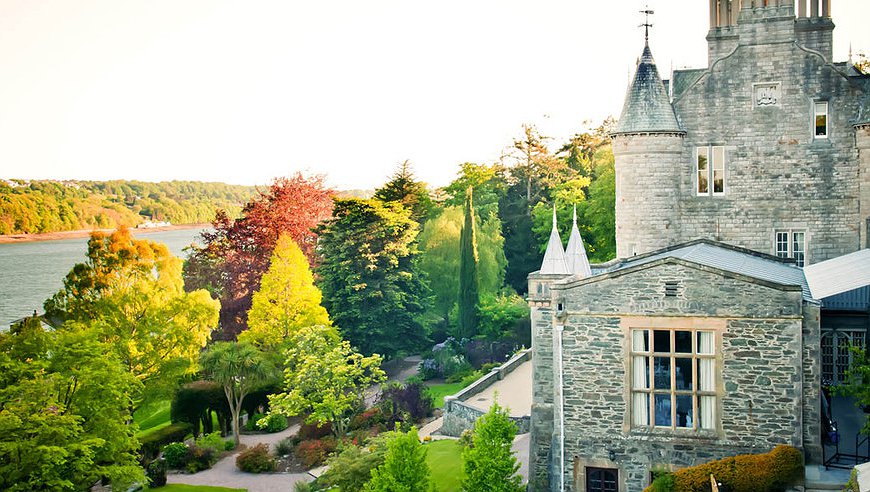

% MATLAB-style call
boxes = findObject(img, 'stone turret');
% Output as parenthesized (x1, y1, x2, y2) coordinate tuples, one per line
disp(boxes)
(612, 42, 685, 259)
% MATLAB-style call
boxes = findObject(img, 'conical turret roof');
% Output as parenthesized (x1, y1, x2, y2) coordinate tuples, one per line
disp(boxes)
(540, 206, 569, 275)
(613, 43, 682, 135)
(565, 206, 592, 278)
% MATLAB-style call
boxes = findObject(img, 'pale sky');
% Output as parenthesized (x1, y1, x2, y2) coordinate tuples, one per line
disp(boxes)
(1, 1, 868, 190)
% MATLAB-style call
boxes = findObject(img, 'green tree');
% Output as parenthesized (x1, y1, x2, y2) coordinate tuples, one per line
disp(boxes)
(364, 427, 431, 492)
(530, 177, 591, 253)
(0, 317, 143, 491)
(458, 189, 481, 339)
(461, 401, 524, 492)
(417, 206, 506, 325)
(316, 198, 430, 358)
(374, 160, 433, 224)
(268, 325, 386, 437)
(44, 227, 220, 405)
(241, 233, 331, 350)
(199, 341, 276, 446)
(577, 149, 616, 262)
(442, 162, 507, 219)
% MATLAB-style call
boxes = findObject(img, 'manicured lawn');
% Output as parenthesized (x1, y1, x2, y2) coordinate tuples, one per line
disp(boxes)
(425, 382, 466, 408)
(148, 486, 245, 492)
(426, 439, 463, 492)
(135, 399, 171, 432)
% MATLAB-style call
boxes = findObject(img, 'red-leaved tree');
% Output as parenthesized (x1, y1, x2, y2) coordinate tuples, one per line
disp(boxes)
(184, 173, 334, 339)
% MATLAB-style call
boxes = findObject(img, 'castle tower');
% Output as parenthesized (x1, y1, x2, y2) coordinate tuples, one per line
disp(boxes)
(612, 41, 685, 259)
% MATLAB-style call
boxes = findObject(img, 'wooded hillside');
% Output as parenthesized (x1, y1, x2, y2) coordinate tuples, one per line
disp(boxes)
(0, 179, 258, 234)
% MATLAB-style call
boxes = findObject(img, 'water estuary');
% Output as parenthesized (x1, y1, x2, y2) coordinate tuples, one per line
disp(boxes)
(0, 228, 206, 328)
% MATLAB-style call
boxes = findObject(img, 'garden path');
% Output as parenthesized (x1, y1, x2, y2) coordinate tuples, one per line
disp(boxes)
(166, 424, 313, 492)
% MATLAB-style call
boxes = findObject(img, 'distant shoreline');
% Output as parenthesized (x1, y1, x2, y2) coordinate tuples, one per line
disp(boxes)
(0, 223, 209, 244)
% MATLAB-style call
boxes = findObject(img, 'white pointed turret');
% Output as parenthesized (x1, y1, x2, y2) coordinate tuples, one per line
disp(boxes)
(540, 205, 569, 275)
(565, 205, 592, 278)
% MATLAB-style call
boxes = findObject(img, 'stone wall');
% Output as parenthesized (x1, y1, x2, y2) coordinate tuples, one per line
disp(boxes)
(539, 260, 813, 492)
(857, 125, 870, 248)
(440, 348, 532, 437)
(616, 4, 866, 263)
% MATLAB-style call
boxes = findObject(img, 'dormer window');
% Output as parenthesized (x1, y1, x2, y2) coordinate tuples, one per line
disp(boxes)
(695, 146, 725, 196)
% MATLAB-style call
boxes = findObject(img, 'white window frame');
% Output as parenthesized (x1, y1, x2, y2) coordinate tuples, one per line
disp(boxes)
(814, 101, 829, 139)
(774, 229, 807, 267)
(695, 146, 725, 196)
(629, 328, 717, 432)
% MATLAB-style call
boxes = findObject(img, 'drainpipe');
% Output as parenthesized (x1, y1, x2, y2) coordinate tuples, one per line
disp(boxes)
(555, 323, 565, 492)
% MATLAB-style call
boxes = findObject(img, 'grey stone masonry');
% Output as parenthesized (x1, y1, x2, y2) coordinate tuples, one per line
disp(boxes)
(615, 2, 869, 263)
(533, 258, 818, 492)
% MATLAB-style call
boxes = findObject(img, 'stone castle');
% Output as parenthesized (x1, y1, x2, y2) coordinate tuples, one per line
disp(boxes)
(528, 1, 870, 491)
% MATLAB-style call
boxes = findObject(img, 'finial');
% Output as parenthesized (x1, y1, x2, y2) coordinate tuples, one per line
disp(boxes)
(849, 43, 854, 64)
(552, 203, 558, 229)
(639, 4, 654, 44)
(572, 205, 577, 226)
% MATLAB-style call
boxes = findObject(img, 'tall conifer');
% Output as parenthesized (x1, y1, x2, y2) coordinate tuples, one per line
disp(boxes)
(458, 187, 480, 339)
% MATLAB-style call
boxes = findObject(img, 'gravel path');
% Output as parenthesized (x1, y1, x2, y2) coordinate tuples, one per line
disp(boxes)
(166, 424, 313, 492)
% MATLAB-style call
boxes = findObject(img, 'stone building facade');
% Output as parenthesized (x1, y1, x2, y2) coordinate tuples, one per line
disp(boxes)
(529, 1, 870, 490)
(612, 0, 870, 264)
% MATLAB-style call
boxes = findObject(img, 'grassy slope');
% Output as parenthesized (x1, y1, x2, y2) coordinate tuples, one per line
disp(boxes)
(425, 382, 467, 408)
(134, 399, 172, 438)
(426, 439, 464, 492)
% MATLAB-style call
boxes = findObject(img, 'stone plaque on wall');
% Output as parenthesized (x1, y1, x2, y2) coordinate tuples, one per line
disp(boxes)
(753, 82, 781, 108)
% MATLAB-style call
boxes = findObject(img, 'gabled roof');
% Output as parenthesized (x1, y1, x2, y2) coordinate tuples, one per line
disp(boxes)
(595, 239, 812, 300)
(564, 206, 591, 278)
(804, 249, 870, 299)
(613, 43, 683, 135)
(540, 206, 569, 275)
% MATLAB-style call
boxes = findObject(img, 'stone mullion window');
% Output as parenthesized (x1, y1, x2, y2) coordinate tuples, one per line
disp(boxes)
(630, 329, 716, 431)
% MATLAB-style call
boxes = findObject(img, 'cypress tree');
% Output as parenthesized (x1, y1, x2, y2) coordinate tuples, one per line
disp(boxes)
(458, 187, 480, 339)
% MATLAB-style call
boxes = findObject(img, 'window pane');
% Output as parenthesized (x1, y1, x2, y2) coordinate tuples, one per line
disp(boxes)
(653, 330, 671, 353)
(654, 394, 672, 426)
(632, 393, 649, 426)
(632, 329, 649, 352)
(675, 357, 693, 390)
(654, 357, 671, 390)
(675, 331, 692, 353)
(632, 356, 649, 389)
(676, 395, 693, 428)
(815, 102, 828, 137)
(697, 147, 708, 194)
(775, 231, 789, 258)
(792, 231, 805, 267)
(699, 395, 716, 430)
(711, 146, 725, 194)
(697, 332, 714, 354)
(698, 358, 715, 391)
(713, 170, 724, 193)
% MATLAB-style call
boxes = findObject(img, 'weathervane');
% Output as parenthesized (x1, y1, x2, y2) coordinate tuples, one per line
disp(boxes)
(639, 4, 654, 43)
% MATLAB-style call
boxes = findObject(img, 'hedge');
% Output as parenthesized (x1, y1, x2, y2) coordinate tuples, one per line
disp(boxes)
(645, 445, 803, 492)
(140, 422, 193, 459)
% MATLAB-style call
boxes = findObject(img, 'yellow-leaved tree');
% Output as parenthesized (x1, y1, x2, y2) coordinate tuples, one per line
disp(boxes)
(240, 233, 331, 349)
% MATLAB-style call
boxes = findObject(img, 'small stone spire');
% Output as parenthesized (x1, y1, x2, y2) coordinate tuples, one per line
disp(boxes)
(565, 206, 592, 278)
(540, 205, 569, 275)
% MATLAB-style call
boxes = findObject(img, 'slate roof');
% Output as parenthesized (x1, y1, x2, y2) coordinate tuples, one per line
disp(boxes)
(564, 206, 592, 278)
(540, 207, 569, 275)
(613, 43, 683, 135)
(804, 249, 870, 300)
(671, 68, 705, 100)
(598, 240, 812, 300)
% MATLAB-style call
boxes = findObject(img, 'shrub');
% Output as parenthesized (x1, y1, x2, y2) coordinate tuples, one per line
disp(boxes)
(236, 443, 277, 473)
(258, 413, 289, 433)
(366, 427, 430, 492)
(317, 441, 387, 492)
(246, 413, 267, 431)
(185, 446, 216, 473)
(350, 407, 386, 431)
(298, 420, 333, 441)
(224, 439, 236, 451)
(295, 437, 338, 469)
(645, 445, 804, 492)
(377, 382, 434, 426)
(275, 437, 295, 457)
(140, 422, 192, 459)
(195, 432, 226, 455)
(145, 459, 167, 487)
(161, 442, 190, 469)
(418, 358, 441, 380)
